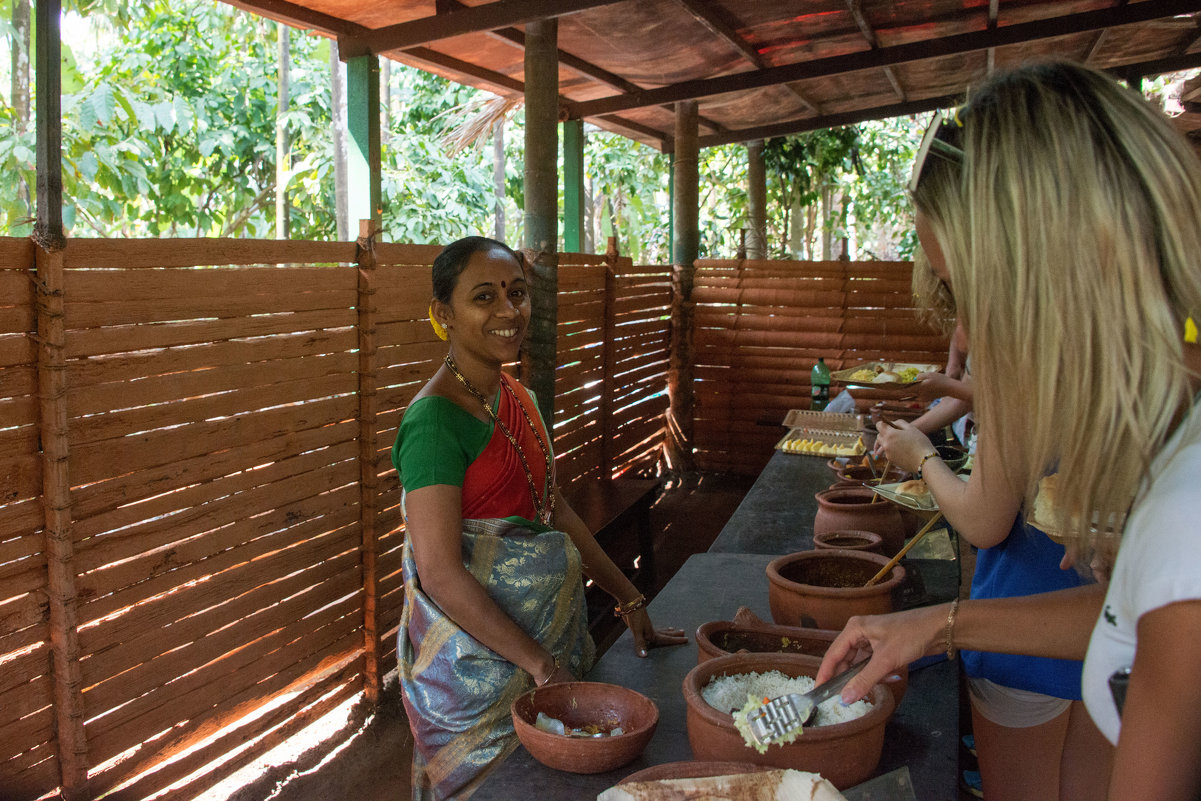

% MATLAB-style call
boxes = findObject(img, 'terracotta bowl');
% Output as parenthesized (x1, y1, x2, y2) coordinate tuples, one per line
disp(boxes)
(813, 485, 906, 555)
(812, 529, 884, 554)
(766, 549, 904, 631)
(511, 681, 658, 774)
(682, 652, 895, 789)
(696, 607, 907, 709)
(935, 443, 970, 472)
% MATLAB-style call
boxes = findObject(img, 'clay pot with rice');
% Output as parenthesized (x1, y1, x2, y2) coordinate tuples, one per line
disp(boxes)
(696, 607, 907, 708)
(681, 652, 894, 789)
(814, 486, 907, 556)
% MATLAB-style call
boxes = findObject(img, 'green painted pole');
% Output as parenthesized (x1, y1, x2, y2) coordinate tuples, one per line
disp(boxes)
(563, 118, 585, 253)
(345, 54, 381, 232)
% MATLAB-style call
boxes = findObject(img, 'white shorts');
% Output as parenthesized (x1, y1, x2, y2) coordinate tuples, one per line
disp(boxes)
(967, 676, 1072, 728)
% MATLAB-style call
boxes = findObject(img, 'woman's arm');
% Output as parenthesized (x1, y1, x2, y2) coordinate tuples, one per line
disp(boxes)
(908, 395, 972, 437)
(551, 487, 687, 656)
(876, 420, 1019, 548)
(404, 484, 568, 684)
(817, 584, 1106, 703)
(1107, 600, 1201, 801)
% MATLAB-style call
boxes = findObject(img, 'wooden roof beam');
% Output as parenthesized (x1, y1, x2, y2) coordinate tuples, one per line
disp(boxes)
(845, 0, 905, 102)
(225, 0, 372, 38)
(986, 0, 998, 74)
(567, 0, 1201, 118)
(694, 93, 961, 150)
(360, 0, 625, 53)
(399, 47, 672, 150)
(674, 0, 819, 112)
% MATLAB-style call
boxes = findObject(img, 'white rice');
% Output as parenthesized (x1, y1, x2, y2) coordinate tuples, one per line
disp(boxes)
(701, 670, 872, 727)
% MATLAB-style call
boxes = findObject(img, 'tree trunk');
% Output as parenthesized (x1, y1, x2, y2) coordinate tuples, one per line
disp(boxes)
(275, 24, 290, 239)
(746, 139, 767, 259)
(492, 120, 505, 240)
(381, 58, 392, 144)
(12, 0, 31, 217)
(584, 174, 595, 253)
(820, 183, 833, 260)
(330, 40, 349, 241)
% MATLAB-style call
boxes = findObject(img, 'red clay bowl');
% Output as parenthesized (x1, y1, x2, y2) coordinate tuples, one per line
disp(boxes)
(766, 549, 904, 631)
(695, 607, 907, 709)
(812, 529, 885, 554)
(813, 486, 906, 556)
(833, 464, 907, 487)
(682, 652, 894, 789)
(511, 681, 659, 774)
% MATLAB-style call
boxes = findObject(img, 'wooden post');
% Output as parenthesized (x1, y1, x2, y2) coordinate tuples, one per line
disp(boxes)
(667, 100, 699, 472)
(600, 236, 619, 478)
(747, 139, 766, 259)
(34, 0, 63, 249)
(563, 119, 585, 253)
(355, 219, 381, 705)
(523, 18, 559, 421)
(35, 243, 88, 798)
(345, 52, 382, 233)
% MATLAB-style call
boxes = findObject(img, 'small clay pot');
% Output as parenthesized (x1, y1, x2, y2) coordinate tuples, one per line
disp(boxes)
(813, 529, 885, 555)
(682, 652, 894, 789)
(511, 681, 658, 774)
(766, 549, 904, 631)
(696, 607, 907, 709)
(814, 485, 906, 556)
(834, 464, 907, 487)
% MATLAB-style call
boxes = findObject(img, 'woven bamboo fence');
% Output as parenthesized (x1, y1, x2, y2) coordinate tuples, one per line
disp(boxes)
(691, 258, 950, 475)
(0, 235, 667, 801)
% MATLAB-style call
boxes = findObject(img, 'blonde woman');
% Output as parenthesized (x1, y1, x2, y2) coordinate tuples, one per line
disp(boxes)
(818, 61, 1201, 801)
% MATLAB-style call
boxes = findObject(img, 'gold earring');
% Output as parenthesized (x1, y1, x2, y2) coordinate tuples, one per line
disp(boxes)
(429, 303, 449, 341)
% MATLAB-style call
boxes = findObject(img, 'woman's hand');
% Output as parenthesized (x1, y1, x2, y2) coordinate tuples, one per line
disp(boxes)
(621, 609, 687, 658)
(815, 605, 947, 704)
(911, 371, 957, 403)
(875, 418, 937, 473)
(533, 654, 578, 687)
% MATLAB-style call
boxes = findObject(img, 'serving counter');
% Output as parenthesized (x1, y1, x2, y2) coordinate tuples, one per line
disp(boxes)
(473, 449, 962, 801)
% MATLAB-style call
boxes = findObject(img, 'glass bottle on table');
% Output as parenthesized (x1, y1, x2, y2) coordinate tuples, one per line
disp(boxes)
(811, 357, 831, 411)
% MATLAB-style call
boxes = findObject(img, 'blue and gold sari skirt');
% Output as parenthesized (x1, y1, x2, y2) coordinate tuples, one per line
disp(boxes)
(398, 518, 595, 800)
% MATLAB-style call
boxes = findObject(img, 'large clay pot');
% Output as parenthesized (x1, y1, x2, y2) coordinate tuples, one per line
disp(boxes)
(766, 549, 904, 631)
(814, 486, 906, 556)
(812, 529, 884, 555)
(696, 607, 907, 709)
(682, 652, 895, 789)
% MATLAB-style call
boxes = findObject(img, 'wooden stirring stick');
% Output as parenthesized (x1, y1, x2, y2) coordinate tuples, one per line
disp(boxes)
(871, 458, 892, 503)
(865, 511, 945, 586)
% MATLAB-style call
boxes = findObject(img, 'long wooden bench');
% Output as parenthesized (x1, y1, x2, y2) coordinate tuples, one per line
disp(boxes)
(563, 477, 660, 647)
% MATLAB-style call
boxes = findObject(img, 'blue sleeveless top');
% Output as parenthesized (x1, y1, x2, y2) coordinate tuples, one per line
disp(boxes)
(961, 517, 1090, 699)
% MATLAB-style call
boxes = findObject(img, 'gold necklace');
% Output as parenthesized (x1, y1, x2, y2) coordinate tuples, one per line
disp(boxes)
(444, 355, 556, 524)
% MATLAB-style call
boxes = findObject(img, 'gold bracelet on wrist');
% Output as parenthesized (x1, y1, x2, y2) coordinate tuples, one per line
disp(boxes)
(918, 451, 941, 479)
(613, 594, 648, 618)
(944, 598, 960, 661)
(535, 654, 559, 687)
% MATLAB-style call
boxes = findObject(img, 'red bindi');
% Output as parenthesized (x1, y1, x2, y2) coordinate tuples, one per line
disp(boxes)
(500, 280, 507, 288)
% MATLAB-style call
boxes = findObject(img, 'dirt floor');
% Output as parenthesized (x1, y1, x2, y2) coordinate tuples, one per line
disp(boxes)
(221, 470, 756, 801)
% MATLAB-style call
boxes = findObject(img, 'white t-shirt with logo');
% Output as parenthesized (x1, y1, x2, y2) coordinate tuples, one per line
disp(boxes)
(1082, 403, 1201, 744)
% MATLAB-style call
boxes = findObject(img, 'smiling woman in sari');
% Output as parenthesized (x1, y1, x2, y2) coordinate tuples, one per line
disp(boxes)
(393, 236, 686, 800)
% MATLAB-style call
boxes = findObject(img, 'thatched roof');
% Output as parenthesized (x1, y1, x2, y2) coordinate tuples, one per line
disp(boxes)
(225, 0, 1201, 151)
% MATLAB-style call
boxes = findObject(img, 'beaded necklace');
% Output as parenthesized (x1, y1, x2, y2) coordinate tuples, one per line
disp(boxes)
(444, 355, 556, 525)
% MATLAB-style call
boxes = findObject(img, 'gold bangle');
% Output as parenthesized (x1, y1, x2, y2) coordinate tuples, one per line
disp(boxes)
(614, 594, 648, 618)
(535, 655, 559, 687)
(944, 598, 959, 661)
(918, 451, 940, 479)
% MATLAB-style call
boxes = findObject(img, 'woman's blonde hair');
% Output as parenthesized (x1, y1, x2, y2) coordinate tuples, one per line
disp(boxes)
(913, 61, 1201, 551)
(911, 243, 956, 335)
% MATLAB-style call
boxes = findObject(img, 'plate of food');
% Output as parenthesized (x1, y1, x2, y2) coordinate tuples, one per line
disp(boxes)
(870, 479, 939, 511)
(831, 361, 941, 389)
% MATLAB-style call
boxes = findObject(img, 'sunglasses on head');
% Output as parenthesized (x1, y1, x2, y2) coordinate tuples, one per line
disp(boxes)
(909, 108, 965, 194)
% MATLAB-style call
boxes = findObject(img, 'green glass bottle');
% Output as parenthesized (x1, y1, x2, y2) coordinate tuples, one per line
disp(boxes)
(811, 357, 831, 411)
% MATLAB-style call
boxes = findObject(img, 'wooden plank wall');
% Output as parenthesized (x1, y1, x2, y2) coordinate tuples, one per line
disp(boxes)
(0, 238, 59, 799)
(549, 255, 670, 487)
(691, 258, 948, 475)
(0, 237, 669, 801)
